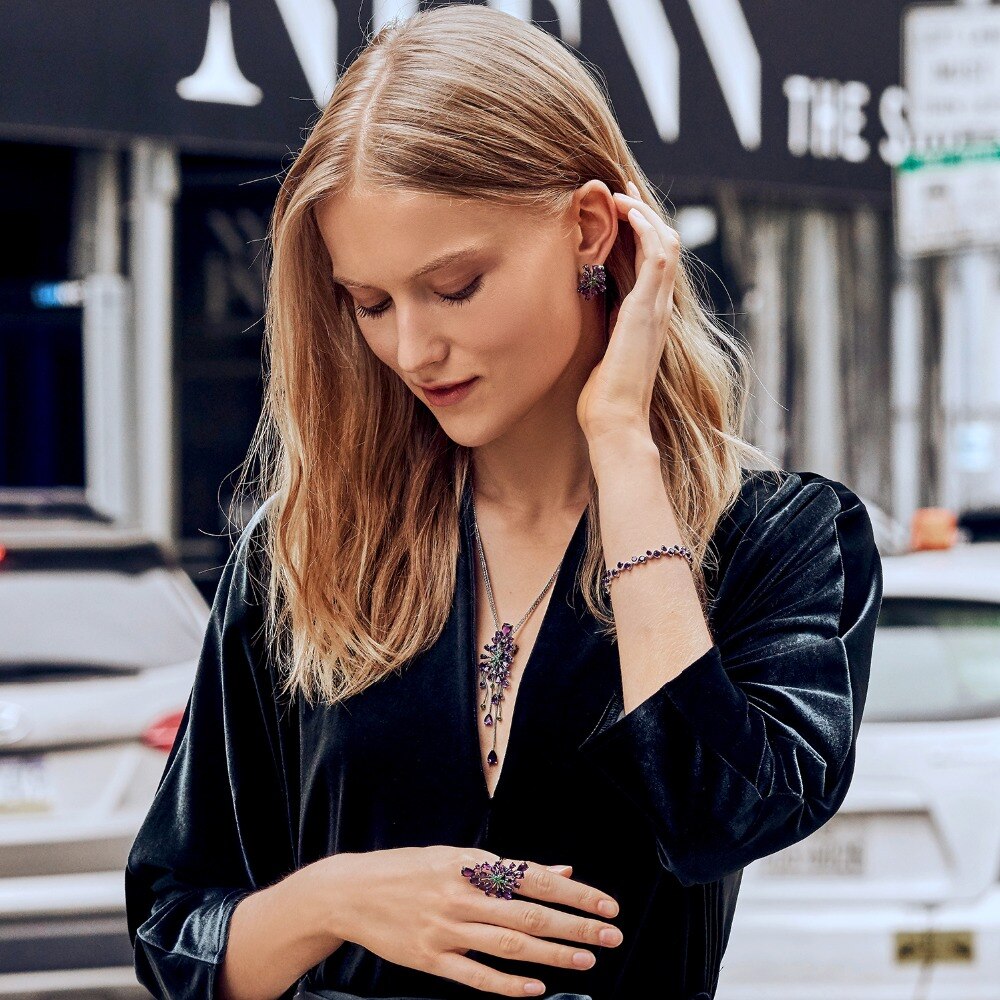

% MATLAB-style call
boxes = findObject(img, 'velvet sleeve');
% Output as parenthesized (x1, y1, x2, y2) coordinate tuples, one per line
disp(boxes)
(124, 499, 299, 998)
(578, 470, 883, 887)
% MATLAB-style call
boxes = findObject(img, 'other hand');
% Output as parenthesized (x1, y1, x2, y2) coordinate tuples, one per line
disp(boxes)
(331, 846, 623, 997)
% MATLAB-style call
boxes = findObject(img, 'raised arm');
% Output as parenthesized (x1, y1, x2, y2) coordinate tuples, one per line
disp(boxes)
(580, 445, 883, 887)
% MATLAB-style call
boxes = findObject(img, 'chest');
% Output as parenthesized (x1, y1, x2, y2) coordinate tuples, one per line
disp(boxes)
(468, 511, 586, 799)
(472, 575, 554, 798)
(293, 499, 624, 862)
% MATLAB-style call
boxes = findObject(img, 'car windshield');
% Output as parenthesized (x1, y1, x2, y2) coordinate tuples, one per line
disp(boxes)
(866, 597, 1000, 722)
(0, 569, 203, 673)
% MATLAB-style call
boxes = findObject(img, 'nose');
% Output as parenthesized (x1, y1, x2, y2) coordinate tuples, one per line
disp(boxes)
(394, 304, 447, 375)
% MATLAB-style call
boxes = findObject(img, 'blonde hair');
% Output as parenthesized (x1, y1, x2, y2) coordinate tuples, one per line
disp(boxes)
(232, 3, 779, 708)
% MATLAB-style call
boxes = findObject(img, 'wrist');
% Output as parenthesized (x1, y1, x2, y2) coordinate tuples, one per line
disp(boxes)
(588, 428, 660, 479)
(310, 852, 358, 947)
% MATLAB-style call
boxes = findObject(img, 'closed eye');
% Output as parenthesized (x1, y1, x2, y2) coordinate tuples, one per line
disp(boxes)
(352, 276, 484, 320)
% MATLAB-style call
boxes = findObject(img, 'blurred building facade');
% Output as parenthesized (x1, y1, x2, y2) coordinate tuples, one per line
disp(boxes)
(1, 0, 996, 585)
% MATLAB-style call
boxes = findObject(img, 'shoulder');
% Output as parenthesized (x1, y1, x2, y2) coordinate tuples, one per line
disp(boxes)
(708, 466, 881, 624)
(217, 492, 280, 618)
(201, 493, 292, 700)
(234, 492, 279, 553)
(714, 466, 873, 546)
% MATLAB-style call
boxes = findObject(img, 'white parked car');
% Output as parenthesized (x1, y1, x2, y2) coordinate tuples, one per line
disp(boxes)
(718, 539, 1000, 1000)
(0, 494, 209, 999)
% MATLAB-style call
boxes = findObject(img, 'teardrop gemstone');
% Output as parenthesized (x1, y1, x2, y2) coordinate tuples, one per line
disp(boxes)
(487, 749, 498, 766)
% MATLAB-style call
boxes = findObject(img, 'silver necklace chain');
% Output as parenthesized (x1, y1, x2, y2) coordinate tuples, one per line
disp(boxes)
(470, 490, 562, 634)
(469, 486, 566, 773)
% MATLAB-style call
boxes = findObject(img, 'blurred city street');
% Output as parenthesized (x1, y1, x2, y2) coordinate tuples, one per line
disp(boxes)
(2, 1, 999, 998)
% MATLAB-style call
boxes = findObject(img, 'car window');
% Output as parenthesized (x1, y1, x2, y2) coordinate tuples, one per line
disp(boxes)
(0, 569, 204, 672)
(865, 597, 1000, 722)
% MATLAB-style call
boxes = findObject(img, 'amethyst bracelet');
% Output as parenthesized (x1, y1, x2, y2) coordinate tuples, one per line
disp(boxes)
(602, 543, 694, 596)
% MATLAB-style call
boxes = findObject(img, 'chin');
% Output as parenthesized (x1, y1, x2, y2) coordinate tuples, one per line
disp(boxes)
(432, 423, 494, 450)
(426, 407, 507, 450)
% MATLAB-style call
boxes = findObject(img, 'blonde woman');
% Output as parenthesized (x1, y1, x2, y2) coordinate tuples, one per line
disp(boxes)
(125, 6, 882, 1000)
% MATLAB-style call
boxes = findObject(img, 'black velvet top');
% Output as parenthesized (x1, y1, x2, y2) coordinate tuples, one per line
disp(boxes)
(125, 466, 883, 1000)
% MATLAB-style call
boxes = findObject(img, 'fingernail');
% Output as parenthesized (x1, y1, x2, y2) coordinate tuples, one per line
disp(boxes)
(524, 982, 544, 995)
(546, 864, 569, 872)
(599, 899, 618, 917)
(600, 927, 623, 946)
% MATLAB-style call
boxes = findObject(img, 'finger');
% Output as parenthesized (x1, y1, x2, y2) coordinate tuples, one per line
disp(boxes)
(627, 207, 673, 314)
(432, 951, 547, 997)
(517, 861, 619, 918)
(624, 180, 680, 260)
(615, 185, 680, 283)
(460, 919, 598, 974)
(464, 893, 623, 959)
(620, 183, 680, 315)
(613, 191, 645, 276)
(460, 877, 622, 953)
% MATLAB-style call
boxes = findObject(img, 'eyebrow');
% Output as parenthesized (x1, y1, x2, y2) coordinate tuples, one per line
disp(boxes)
(330, 243, 490, 289)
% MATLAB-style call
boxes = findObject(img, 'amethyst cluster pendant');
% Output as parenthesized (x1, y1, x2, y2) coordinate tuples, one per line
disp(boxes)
(479, 622, 517, 766)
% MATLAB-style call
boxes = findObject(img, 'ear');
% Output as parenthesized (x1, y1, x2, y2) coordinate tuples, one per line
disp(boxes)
(571, 180, 618, 271)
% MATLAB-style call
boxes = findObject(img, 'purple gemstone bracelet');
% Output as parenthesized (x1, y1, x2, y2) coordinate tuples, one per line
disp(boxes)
(602, 543, 694, 596)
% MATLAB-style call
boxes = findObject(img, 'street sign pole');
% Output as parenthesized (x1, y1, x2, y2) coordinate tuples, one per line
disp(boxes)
(896, 0, 1000, 509)
(949, 0, 1000, 509)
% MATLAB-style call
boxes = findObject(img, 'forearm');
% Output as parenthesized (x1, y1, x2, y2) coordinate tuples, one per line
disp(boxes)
(588, 430, 714, 714)
(217, 854, 353, 1000)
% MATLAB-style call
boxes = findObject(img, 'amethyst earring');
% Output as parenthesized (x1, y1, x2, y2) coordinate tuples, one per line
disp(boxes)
(577, 262, 607, 300)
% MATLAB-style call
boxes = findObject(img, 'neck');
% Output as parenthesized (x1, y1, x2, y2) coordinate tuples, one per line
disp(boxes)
(470, 433, 594, 524)
(469, 367, 599, 520)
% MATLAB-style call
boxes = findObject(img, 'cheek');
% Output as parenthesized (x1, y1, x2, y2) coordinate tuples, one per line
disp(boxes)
(486, 285, 558, 355)
(357, 327, 397, 371)
(492, 294, 577, 373)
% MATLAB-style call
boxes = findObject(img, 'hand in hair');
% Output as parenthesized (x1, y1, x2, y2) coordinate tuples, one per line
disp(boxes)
(329, 845, 622, 996)
(576, 179, 681, 447)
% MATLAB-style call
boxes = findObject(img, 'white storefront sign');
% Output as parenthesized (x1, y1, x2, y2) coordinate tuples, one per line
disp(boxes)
(896, 3, 1000, 255)
(896, 142, 1000, 255)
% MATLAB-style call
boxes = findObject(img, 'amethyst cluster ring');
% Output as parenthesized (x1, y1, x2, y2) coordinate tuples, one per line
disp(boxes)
(461, 857, 529, 899)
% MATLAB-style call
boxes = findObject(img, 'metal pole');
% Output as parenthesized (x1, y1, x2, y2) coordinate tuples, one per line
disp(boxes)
(944, 0, 1000, 507)
(127, 139, 180, 543)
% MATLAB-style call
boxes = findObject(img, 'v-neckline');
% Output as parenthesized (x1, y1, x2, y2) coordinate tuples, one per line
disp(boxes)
(461, 482, 589, 805)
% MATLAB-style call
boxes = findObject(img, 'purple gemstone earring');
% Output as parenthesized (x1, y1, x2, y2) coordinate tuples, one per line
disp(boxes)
(577, 262, 606, 300)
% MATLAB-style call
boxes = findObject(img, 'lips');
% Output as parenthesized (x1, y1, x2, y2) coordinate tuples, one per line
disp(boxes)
(420, 376, 480, 406)
(420, 378, 476, 391)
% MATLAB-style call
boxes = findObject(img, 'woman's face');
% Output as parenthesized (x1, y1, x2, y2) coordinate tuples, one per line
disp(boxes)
(314, 183, 610, 449)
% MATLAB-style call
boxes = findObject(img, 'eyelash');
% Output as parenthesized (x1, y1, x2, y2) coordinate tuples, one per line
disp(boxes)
(353, 276, 483, 320)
